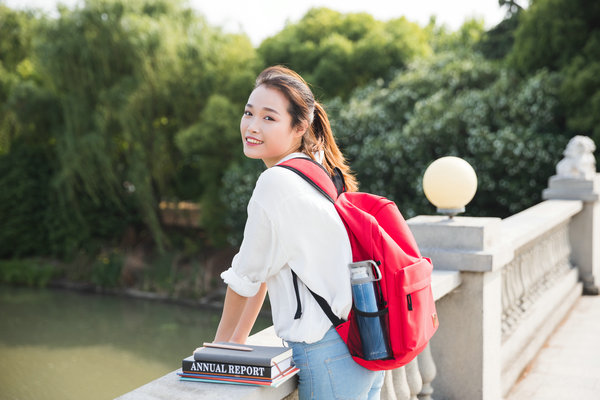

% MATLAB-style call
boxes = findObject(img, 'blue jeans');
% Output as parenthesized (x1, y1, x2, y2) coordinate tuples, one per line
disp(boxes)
(287, 327, 385, 400)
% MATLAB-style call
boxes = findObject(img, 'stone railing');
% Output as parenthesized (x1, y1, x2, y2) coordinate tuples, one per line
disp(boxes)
(115, 269, 461, 400)
(406, 163, 599, 398)
(499, 201, 583, 395)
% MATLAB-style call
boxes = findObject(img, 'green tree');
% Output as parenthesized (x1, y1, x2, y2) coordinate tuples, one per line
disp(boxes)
(509, 0, 600, 144)
(476, 12, 520, 60)
(510, 0, 597, 73)
(0, 5, 40, 154)
(0, 0, 259, 259)
(0, 4, 35, 71)
(427, 18, 486, 53)
(258, 7, 431, 99)
(330, 52, 567, 219)
(175, 94, 242, 245)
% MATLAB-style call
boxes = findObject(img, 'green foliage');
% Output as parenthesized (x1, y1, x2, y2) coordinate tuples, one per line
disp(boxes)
(509, 0, 600, 143)
(0, 5, 41, 154)
(0, 5, 34, 71)
(1, 0, 259, 260)
(331, 53, 567, 218)
(559, 32, 600, 141)
(476, 12, 520, 60)
(258, 7, 431, 99)
(509, 0, 598, 73)
(91, 250, 123, 288)
(427, 18, 486, 53)
(0, 140, 53, 257)
(175, 94, 244, 245)
(0, 259, 60, 287)
(220, 157, 265, 246)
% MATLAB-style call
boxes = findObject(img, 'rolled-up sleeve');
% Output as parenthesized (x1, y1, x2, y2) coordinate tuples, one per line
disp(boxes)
(221, 197, 286, 297)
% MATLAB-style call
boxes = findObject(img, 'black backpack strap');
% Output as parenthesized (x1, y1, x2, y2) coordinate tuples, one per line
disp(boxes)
(332, 167, 346, 197)
(291, 270, 345, 327)
(292, 270, 303, 320)
(278, 158, 347, 328)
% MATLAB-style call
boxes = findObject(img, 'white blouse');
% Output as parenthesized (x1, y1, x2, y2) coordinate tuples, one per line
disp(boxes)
(221, 153, 353, 343)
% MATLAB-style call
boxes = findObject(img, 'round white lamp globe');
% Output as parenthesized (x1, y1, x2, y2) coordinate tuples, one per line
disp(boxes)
(423, 156, 478, 217)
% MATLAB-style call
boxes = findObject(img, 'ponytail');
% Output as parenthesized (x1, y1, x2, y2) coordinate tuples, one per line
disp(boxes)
(305, 102, 358, 192)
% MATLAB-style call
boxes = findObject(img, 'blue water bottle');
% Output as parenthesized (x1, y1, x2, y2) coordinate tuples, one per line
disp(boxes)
(349, 261, 390, 360)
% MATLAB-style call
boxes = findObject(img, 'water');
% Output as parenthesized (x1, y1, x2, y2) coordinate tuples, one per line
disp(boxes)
(0, 286, 272, 399)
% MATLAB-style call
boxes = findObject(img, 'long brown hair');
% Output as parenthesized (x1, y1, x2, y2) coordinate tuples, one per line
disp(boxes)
(254, 65, 358, 192)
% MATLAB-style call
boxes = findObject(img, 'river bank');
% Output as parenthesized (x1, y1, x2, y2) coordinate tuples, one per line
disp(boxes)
(46, 277, 230, 312)
(0, 244, 256, 313)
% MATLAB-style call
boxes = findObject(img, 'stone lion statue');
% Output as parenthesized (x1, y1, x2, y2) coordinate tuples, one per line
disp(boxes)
(556, 135, 597, 180)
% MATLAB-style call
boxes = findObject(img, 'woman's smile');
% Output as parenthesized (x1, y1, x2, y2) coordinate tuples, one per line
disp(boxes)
(245, 136, 264, 145)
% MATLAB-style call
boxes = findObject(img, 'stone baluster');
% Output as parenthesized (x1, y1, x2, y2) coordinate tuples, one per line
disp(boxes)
(520, 247, 535, 308)
(405, 357, 422, 400)
(382, 368, 410, 400)
(502, 259, 523, 336)
(417, 344, 437, 400)
(380, 346, 437, 400)
(380, 370, 394, 400)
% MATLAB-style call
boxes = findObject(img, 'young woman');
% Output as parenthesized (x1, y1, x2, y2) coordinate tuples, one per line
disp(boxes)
(214, 66, 385, 399)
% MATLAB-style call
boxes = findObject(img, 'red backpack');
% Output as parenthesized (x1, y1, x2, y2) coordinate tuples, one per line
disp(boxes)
(277, 158, 438, 371)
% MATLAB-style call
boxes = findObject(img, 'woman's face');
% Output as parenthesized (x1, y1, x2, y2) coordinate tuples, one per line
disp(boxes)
(240, 85, 306, 168)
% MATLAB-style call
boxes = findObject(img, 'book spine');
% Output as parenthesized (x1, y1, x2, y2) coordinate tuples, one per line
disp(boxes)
(193, 353, 272, 366)
(179, 376, 273, 386)
(178, 367, 299, 388)
(182, 359, 273, 378)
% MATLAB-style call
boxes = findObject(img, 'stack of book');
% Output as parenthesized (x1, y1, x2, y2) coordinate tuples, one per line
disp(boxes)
(179, 342, 299, 388)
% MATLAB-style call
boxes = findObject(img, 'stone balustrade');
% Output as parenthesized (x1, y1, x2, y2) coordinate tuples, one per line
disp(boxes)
(115, 269, 460, 400)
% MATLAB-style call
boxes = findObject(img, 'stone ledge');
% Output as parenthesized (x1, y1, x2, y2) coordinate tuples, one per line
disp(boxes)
(431, 270, 461, 301)
(500, 200, 582, 253)
(114, 369, 297, 400)
(409, 200, 583, 273)
(115, 271, 459, 400)
(114, 327, 297, 400)
(417, 247, 512, 272)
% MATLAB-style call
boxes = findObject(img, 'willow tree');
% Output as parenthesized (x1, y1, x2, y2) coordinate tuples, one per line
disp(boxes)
(20, 0, 258, 255)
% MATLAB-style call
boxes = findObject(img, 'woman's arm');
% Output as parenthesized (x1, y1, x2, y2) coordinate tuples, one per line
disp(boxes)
(214, 283, 268, 343)
(231, 282, 267, 343)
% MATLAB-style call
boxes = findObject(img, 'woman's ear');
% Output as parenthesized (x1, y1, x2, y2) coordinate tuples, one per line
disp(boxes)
(294, 121, 309, 138)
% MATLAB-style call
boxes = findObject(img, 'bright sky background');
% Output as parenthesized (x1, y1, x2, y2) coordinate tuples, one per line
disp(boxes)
(4, 0, 520, 46)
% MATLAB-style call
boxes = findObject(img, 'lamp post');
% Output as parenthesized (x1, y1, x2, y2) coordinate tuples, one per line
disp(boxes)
(422, 156, 478, 218)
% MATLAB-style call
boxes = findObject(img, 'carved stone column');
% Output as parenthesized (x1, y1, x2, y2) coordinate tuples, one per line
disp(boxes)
(405, 358, 422, 400)
(408, 216, 503, 400)
(417, 344, 437, 400)
(543, 135, 600, 295)
(382, 368, 410, 400)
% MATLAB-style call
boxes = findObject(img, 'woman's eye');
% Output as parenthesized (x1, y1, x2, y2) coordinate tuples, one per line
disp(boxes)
(264, 116, 275, 121)
(243, 110, 252, 116)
